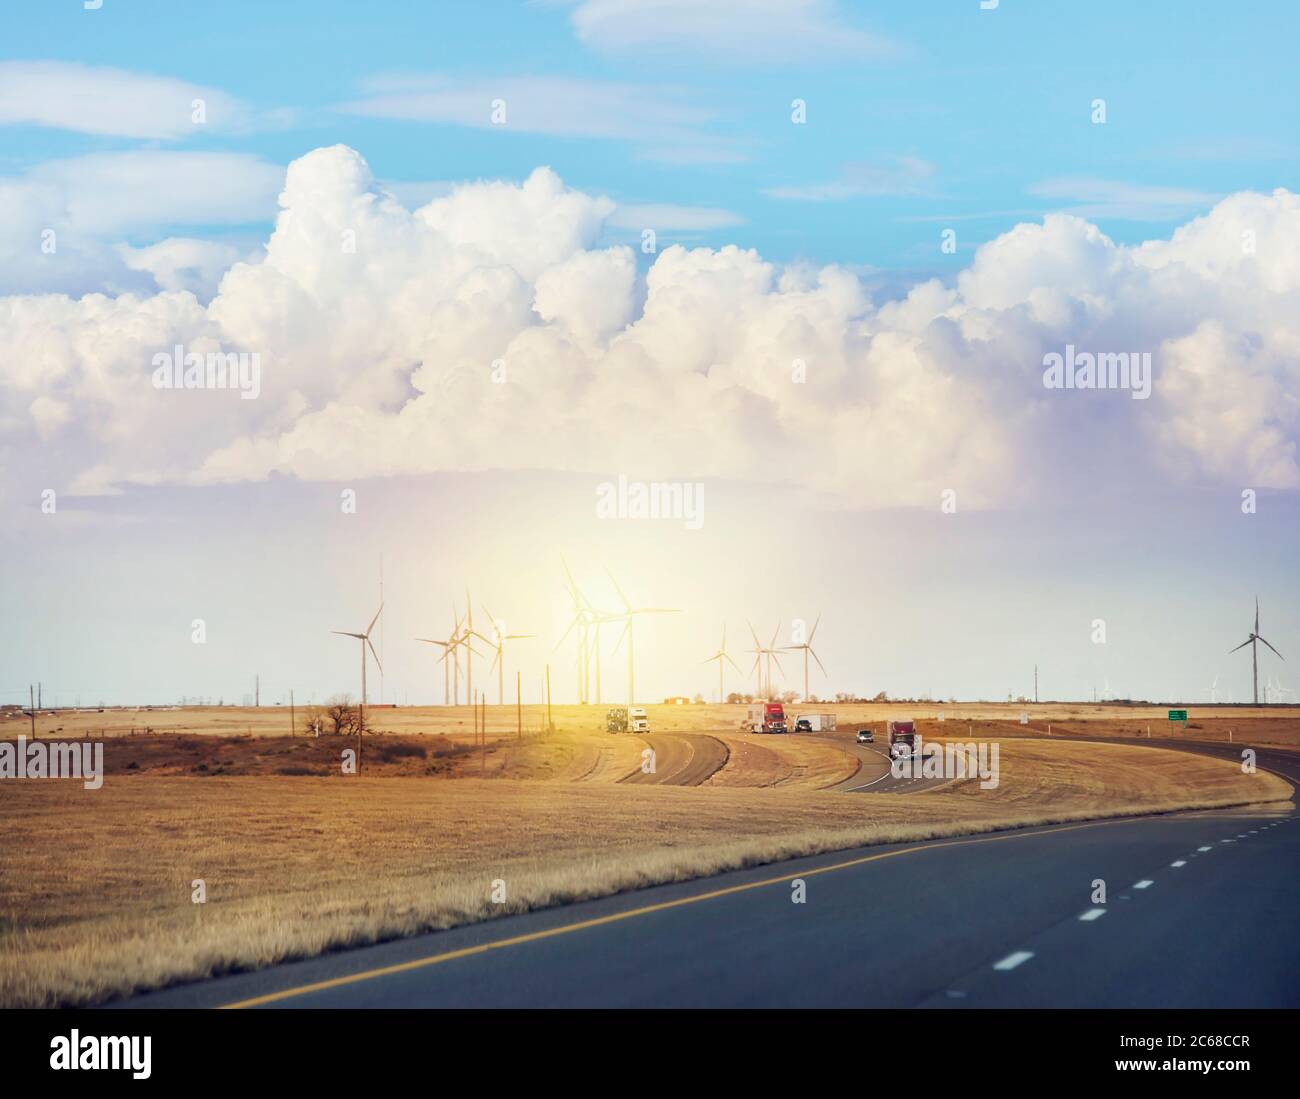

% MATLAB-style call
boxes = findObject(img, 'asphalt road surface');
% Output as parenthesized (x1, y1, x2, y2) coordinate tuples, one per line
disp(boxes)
(118, 804, 1298, 1009)
(619, 733, 728, 785)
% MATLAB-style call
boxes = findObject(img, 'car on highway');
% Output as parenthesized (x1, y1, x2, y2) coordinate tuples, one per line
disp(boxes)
(855, 728, 874, 743)
(794, 717, 812, 733)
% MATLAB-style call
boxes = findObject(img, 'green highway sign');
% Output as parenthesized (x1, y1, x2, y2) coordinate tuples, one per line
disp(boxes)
(1168, 709, 1188, 722)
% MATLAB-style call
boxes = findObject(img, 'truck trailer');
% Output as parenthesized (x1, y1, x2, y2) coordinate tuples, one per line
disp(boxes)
(743, 702, 788, 734)
(794, 712, 836, 732)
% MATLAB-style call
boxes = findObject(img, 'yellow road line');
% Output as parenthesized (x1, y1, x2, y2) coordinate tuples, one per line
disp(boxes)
(220, 817, 1129, 1009)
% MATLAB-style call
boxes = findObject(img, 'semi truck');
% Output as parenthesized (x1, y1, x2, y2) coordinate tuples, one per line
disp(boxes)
(887, 718, 917, 759)
(743, 701, 788, 734)
(607, 707, 650, 733)
(793, 713, 836, 732)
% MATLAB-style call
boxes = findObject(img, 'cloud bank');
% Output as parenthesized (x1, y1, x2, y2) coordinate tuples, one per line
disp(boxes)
(3, 146, 1298, 508)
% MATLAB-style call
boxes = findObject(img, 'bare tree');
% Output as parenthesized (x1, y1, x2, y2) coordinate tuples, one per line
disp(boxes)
(324, 695, 369, 736)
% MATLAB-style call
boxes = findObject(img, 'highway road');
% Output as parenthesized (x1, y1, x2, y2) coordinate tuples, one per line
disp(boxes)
(619, 733, 728, 785)
(118, 804, 1298, 1009)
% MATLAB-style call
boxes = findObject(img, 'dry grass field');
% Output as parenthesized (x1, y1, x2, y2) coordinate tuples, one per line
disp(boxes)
(0, 734, 1290, 1008)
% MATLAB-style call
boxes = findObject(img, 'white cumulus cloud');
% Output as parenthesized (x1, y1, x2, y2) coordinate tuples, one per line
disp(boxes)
(3, 147, 1299, 511)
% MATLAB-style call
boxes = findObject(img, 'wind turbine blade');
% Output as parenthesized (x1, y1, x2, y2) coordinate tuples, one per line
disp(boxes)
(606, 569, 631, 612)
(771, 652, 787, 677)
(725, 653, 743, 672)
(808, 614, 821, 644)
(367, 636, 382, 672)
(333, 631, 365, 639)
(552, 614, 581, 654)
(612, 618, 631, 654)
(366, 603, 383, 638)
(504, 633, 535, 640)
(1255, 597, 1260, 634)
(747, 620, 762, 648)
(769, 622, 780, 650)
(810, 647, 827, 676)
(1257, 635, 1284, 660)
(417, 638, 449, 648)
(1228, 638, 1253, 653)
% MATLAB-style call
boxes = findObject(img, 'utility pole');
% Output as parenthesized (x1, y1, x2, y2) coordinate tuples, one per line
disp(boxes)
(1034, 665, 1038, 704)
(255, 674, 260, 708)
(517, 670, 522, 741)
(37, 682, 42, 709)
(546, 664, 553, 733)
(29, 685, 36, 739)
(290, 690, 295, 738)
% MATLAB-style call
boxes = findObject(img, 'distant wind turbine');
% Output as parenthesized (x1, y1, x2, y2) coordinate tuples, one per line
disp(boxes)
(480, 604, 534, 705)
(786, 614, 827, 700)
(703, 626, 742, 703)
(746, 620, 788, 699)
(1228, 597, 1284, 705)
(608, 570, 679, 706)
(333, 602, 382, 756)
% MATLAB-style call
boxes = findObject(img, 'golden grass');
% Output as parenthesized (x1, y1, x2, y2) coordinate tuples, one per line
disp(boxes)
(0, 738, 1289, 1007)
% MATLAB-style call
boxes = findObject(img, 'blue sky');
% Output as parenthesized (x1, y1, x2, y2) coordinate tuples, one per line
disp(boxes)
(5, 0, 1297, 281)
(2, 1, 1298, 707)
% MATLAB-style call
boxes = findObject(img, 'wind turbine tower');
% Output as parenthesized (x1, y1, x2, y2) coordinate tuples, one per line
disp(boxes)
(608, 570, 679, 706)
(332, 603, 382, 729)
(786, 614, 826, 701)
(703, 626, 742, 703)
(1229, 597, 1284, 706)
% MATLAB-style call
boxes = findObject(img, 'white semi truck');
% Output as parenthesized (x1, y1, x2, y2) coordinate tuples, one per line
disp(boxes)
(794, 713, 836, 732)
(628, 706, 649, 733)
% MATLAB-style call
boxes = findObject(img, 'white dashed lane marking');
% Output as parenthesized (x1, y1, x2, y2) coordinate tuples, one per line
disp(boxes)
(1197, 846, 1213, 852)
(1133, 880, 1154, 890)
(1079, 908, 1107, 922)
(1171, 860, 1187, 867)
(993, 951, 1034, 971)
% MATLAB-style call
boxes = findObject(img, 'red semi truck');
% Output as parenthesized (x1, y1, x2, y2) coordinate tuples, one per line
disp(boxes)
(743, 702, 788, 734)
(887, 718, 917, 759)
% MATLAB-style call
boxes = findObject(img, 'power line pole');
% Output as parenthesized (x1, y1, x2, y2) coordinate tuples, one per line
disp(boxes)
(255, 674, 260, 708)
(29, 685, 36, 739)
(546, 664, 553, 733)
(1034, 664, 1038, 704)
(290, 690, 295, 738)
(517, 670, 522, 741)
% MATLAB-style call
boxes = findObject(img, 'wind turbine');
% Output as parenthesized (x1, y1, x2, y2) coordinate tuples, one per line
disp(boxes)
(703, 626, 742, 703)
(417, 609, 466, 706)
(608, 570, 679, 706)
(1228, 597, 1284, 705)
(462, 590, 481, 705)
(332, 603, 382, 746)
(746, 621, 787, 699)
(480, 604, 534, 705)
(786, 614, 827, 700)
(555, 560, 593, 703)
(1206, 674, 1219, 704)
